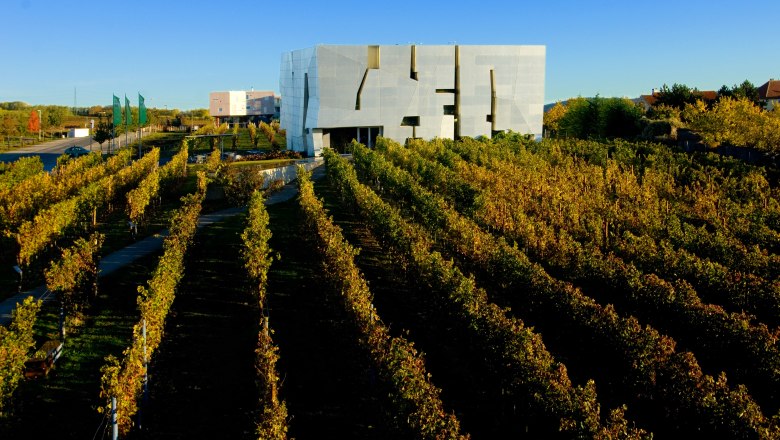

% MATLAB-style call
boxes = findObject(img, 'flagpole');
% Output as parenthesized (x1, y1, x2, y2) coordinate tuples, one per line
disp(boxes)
(138, 93, 147, 159)
(112, 94, 122, 155)
(138, 93, 142, 159)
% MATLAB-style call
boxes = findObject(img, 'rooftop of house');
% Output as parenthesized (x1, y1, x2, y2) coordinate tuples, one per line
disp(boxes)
(758, 79, 780, 100)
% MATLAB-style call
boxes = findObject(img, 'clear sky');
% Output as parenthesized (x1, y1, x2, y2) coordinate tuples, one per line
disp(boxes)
(1, 0, 777, 110)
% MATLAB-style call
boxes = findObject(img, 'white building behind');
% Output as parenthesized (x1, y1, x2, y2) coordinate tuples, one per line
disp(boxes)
(280, 44, 545, 156)
(67, 128, 90, 138)
(209, 90, 277, 124)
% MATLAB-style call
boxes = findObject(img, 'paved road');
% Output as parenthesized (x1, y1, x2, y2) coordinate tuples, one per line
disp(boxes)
(0, 130, 149, 171)
(0, 161, 326, 326)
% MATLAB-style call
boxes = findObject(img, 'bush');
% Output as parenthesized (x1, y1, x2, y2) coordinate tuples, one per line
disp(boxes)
(558, 97, 645, 140)
(239, 150, 302, 161)
(221, 165, 266, 205)
(641, 120, 674, 140)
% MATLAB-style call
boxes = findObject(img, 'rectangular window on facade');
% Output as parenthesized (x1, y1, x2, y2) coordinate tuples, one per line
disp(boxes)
(368, 45, 380, 69)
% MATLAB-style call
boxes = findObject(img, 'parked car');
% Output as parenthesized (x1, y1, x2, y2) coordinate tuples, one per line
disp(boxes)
(63, 146, 89, 158)
(221, 151, 242, 161)
(188, 154, 207, 164)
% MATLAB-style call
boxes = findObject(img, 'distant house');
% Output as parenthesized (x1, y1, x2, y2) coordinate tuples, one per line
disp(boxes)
(757, 79, 780, 110)
(209, 90, 278, 126)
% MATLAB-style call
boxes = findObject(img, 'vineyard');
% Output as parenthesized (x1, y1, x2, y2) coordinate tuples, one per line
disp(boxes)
(1, 134, 779, 439)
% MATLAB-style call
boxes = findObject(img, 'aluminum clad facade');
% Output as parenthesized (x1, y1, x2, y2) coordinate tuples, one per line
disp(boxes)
(280, 44, 545, 156)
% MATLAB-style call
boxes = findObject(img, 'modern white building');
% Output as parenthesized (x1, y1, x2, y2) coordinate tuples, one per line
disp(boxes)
(209, 90, 277, 125)
(67, 128, 90, 138)
(280, 44, 545, 156)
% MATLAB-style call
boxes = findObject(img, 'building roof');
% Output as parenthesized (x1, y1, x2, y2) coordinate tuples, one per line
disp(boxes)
(699, 90, 718, 101)
(640, 93, 659, 106)
(758, 80, 780, 99)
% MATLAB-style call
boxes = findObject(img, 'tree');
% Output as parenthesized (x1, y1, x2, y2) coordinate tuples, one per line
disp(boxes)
(92, 119, 113, 152)
(248, 122, 259, 148)
(170, 110, 182, 127)
(1, 114, 20, 137)
(683, 99, 720, 146)
(732, 80, 759, 105)
(27, 110, 40, 135)
(0, 101, 29, 111)
(685, 96, 780, 153)
(717, 80, 759, 105)
(231, 122, 239, 150)
(192, 108, 210, 119)
(653, 83, 699, 110)
(144, 108, 158, 126)
(88, 105, 111, 116)
(213, 122, 229, 150)
(45, 106, 69, 129)
(559, 97, 597, 139)
(597, 98, 644, 139)
(557, 97, 644, 140)
(543, 101, 567, 137)
(717, 84, 732, 99)
(647, 103, 681, 121)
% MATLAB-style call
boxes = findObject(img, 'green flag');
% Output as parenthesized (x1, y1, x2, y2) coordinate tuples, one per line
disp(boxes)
(138, 93, 147, 125)
(124, 95, 132, 126)
(113, 95, 121, 127)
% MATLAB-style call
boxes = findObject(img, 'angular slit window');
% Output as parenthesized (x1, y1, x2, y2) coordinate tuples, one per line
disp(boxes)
(401, 116, 420, 126)
(410, 45, 418, 80)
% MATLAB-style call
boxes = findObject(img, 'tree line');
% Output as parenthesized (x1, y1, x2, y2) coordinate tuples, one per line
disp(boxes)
(0, 102, 211, 141)
(543, 80, 780, 156)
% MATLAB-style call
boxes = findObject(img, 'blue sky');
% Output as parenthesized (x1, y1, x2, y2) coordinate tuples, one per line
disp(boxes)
(1, 0, 777, 110)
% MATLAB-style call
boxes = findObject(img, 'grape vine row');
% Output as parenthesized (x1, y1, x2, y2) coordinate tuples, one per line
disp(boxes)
(346, 141, 779, 438)
(0, 297, 41, 418)
(298, 165, 469, 439)
(241, 189, 288, 439)
(376, 138, 780, 409)
(98, 171, 206, 434)
(324, 148, 649, 438)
